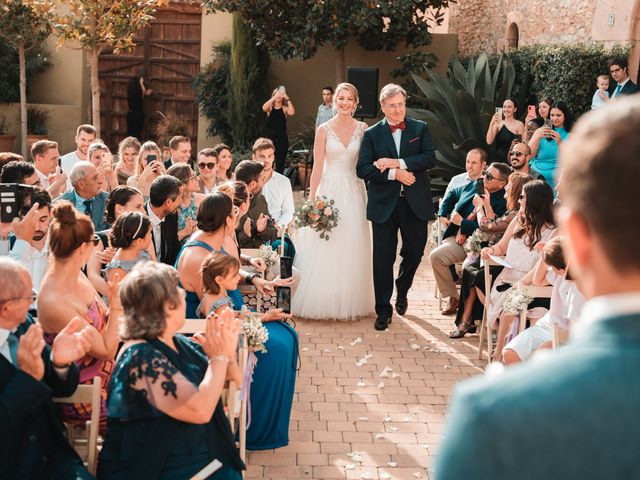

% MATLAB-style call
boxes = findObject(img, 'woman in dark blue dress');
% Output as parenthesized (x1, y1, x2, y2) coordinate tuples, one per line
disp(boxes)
(97, 262, 244, 480)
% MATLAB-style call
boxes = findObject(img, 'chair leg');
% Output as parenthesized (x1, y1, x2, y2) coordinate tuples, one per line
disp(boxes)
(477, 318, 485, 360)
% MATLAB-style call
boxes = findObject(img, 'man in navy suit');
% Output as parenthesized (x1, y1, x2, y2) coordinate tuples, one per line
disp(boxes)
(0, 257, 93, 479)
(57, 161, 110, 231)
(608, 56, 638, 97)
(436, 97, 640, 479)
(357, 83, 436, 331)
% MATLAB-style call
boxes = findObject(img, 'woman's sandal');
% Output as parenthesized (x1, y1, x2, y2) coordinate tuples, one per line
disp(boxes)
(449, 322, 477, 339)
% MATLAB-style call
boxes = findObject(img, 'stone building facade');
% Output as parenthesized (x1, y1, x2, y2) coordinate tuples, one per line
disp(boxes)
(448, 0, 640, 80)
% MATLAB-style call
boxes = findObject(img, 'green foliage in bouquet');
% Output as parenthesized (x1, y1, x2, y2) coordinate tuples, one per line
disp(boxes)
(294, 196, 340, 241)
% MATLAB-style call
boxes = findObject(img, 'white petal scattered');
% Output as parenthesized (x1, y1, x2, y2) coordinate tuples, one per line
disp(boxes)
(384, 328, 390, 333)
(355, 358, 368, 367)
(390, 426, 399, 432)
(346, 453, 354, 457)
(350, 337, 362, 346)
(375, 334, 380, 338)
(413, 472, 422, 478)
(421, 444, 429, 449)
(444, 365, 451, 369)
(324, 348, 331, 353)
(375, 433, 384, 439)
(383, 416, 392, 422)
(358, 416, 369, 421)
(379, 366, 392, 378)
(301, 347, 309, 351)
(380, 472, 392, 479)
(402, 417, 412, 422)
(345, 463, 356, 470)
(387, 461, 398, 467)
(361, 473, 374, 479)
(377, 382, 385, 389)
(337, 345, 345, 350)
(357, 380, 366, 387)
(410, 343, 421, 350)
(364, 353, 373, 359)
(352, 454, 363, 462)
(391, 373, 401, 379)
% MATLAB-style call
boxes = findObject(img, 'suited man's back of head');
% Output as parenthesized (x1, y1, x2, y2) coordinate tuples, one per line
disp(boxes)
(149, 175, 182, 209)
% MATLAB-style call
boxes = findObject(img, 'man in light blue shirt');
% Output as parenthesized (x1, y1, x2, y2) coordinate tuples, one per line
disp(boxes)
(443, 148, 487, 198)
(315, 86, 335, 128)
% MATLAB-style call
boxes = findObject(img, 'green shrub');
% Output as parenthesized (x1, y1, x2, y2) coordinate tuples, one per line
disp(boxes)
(0, 39, 51, 104)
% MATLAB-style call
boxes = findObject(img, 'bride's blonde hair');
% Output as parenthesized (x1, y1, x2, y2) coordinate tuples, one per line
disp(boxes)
(333, 82, 359, 115)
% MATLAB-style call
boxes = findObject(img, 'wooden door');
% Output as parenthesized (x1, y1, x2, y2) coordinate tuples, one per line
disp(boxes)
(99, 2, 202, 155)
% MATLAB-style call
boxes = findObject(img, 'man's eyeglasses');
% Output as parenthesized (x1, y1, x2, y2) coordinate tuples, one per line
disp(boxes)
(85, 234, 100, 247)
(198, 162, 216, 170)
(0, 290, 37, 305)
(610, 67, 622, 74)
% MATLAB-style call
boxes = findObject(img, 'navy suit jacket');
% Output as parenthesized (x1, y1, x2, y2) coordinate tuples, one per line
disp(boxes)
(436, 311, 640, 480)
(56, 189, 110, 232)
(438, 181, 507, 239)
(0, 316, 86, 479)
(610, 79, 639, 96)
(356, 117, 436, 223)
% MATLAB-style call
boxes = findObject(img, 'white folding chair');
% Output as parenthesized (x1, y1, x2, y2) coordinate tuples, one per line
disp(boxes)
(53, 376, 101, 475)
(477, 257, 501, 363)
(517, 283, 553, 333)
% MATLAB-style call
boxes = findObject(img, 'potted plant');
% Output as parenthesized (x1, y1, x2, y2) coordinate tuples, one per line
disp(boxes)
(0, 115, 16, 152)
(25, 106, 49, 153)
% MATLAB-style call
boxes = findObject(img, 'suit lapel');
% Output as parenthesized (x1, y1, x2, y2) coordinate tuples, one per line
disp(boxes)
(399, 118, 412, 158)
(380, 119, 399, 158)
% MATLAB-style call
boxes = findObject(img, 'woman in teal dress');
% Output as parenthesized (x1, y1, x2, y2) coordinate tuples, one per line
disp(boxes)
(97, 262, 245, 480)
(529, 101, 572, 190)
(167, 163, 204, 243)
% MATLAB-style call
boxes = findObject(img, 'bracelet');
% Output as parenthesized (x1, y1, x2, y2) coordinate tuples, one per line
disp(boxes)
(209, 355, 231, 364)
(245, 273, 261, 285)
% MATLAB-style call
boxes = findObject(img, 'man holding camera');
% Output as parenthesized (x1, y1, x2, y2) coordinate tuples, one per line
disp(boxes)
(430, 162, 510, 315)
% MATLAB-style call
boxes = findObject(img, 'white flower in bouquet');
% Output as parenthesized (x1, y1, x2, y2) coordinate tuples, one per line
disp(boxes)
(241, 311, 269, 353)
(258, 244, 280, 280)
(502, 287, 534, 316)
(294, 195, 340, 240)
(464, 229, 490, 254)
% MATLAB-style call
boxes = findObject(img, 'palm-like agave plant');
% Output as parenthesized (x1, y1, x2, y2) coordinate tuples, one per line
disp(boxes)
(409, 53, 524, 195)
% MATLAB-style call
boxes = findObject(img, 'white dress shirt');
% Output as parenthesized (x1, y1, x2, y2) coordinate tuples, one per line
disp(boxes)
(262, 171, 295, 227)
(60, 151, 81, 191)
(9, 239, 49, 295)
(386, 126, 408, 181)
(35, 167, 50, 190)
(0, 327, 12, 363)
(147, 204, 164, 257)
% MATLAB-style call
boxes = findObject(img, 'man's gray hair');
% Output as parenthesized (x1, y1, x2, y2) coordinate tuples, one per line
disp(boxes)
(379, 83, 407, 103)
(87, 141, 109, 163)
(0, 257, 27, 302)
(69, 160, 95, 188)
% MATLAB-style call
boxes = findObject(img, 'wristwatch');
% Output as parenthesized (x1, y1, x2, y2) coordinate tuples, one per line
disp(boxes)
(245, 273, 261, 285)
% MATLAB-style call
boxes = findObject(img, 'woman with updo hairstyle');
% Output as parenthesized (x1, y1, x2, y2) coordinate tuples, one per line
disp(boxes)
(87, 185, 148, 296)
(97, 262, 245, 479)
(103, 211, 152, 283)
(38, 201, 122, 430)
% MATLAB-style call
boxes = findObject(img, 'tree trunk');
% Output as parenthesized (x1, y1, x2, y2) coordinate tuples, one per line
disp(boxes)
(18, 44, 28, 159)
(89, 47, 101, 136)
(335, 46, 346, 84)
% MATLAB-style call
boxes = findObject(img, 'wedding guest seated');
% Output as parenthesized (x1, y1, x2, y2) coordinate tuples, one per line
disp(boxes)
(0, 257, 94, 480)
(97, 262, 245, 480)
(508, 141, 544, 180)
(443, 148, 487, 198)
(163, 135, 192, 169)
(503, 236, 585, 364)
(479, 180, 557, 360)
(32, 140, 67, 198)
(127, 141, 166, 197)
(57, 161, 110, 231)
(103, 211, 153, 282)
(196, 147, 220, 193)
(167, 163, 205, 242)
(87, 186, 148, 297)
(430, 162, 510, 315)
(146, 175, 182, 265)
(252, 138, 295, 228)
(0, 159, 39, 186)
(114, 136, 140, 186)
(450, 172, 531, 338)
(37, 202, 122, 431)
(213, 143, 234, 185)
(199, 251, 298, 451)
(87, 141, 118, 193)
(175, 193, 275, 318)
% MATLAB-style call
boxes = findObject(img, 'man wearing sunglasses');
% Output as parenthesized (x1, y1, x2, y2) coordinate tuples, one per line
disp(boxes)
(508, 142, 544, 181)
(196, 148, 219, 194)
(430, 162, 510, 315)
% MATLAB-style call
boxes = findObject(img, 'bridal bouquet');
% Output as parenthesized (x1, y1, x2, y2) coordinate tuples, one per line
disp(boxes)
(464, 230, 490, 254)
(294, 196, 340, 240)
(502, 287, 533, 316)
(241, 311, 269, 354)
(258, 244, 280, 280)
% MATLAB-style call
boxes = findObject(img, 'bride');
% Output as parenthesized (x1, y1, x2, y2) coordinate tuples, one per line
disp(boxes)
(292, 82, 375, 320)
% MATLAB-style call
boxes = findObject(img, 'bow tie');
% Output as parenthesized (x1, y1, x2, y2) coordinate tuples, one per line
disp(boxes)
(389, 121, 405, 133)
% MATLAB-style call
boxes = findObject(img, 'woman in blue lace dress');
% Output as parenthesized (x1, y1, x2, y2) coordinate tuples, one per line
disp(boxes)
(97, 262, 245, 480)
(167, 163, 205, 243)
(103, 211, 152, 282)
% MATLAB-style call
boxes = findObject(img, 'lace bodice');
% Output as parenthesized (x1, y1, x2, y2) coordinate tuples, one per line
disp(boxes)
(322, 122, 367, 176)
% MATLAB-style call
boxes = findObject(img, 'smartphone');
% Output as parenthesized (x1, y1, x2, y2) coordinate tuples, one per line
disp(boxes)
(0, 183, 34, 223)
(495, 107, 503, 117)
(276, 287, 291, 314)
(147, 154, 157, 162)
(476, 177, 485, 197)
(280, 256, 293, 279)
(527, 105, 536, 117)
(278, 85, 286, 93)
(544, 118, 553, 129)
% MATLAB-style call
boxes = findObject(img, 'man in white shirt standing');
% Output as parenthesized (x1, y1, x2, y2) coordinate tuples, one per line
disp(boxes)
(59, 124, 97, 187)
(315, 86, 335, 128)
(443, 148, 487, 198)
(32, 140, 67, 198)
(252, 137, 295, 228)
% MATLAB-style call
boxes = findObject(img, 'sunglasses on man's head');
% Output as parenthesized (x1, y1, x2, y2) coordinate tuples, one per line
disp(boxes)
(198, 162, 216, 170)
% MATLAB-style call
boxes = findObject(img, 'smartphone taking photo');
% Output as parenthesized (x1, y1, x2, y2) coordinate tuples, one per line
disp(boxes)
(276, 287, 291, 314)
(476, 178, 485, 197)
(280, 256, 293, 279)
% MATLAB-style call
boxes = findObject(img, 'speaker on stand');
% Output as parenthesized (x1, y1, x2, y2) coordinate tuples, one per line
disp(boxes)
(347, 67, 379, 119)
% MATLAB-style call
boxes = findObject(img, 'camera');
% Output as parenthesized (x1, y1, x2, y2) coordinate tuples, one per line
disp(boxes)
(276, 287, 291, 314)
(0, 183, 35, 223)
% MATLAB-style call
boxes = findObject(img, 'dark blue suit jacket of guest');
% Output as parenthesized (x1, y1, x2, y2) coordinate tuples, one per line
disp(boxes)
(438, 181, 507, 239)
(356, 117, 436, 224)
(436, 312, 640, 480)
(56, 189, 110, 232)
(0, 315, 89, 479)
(610, 79, 639, 96)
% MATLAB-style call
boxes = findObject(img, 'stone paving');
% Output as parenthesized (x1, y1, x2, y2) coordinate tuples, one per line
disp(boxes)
(246, 251, 486, 479)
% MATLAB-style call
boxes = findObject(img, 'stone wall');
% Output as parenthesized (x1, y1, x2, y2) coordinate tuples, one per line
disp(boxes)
(450, 0, 598, 56)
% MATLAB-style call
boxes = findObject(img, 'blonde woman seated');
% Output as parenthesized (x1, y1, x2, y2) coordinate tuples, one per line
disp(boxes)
(97, 262, 245, 479)
(479, 180, 557, 360)
(127, 141, 166, 196)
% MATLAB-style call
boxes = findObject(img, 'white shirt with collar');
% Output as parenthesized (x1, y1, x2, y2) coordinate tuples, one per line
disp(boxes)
(9, 240, 49, 295)
(572, 292, 640, 340)
(0, 327, 12, 363)
(386, 123, 408, 181)
(35, 167, 50, 190)
(60, 151, 81, 190)
(261, 171, 295, 227)
(147, 204, 164, 257)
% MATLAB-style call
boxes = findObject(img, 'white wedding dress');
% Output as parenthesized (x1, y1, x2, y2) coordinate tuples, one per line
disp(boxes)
(292, 122, 375, 320)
